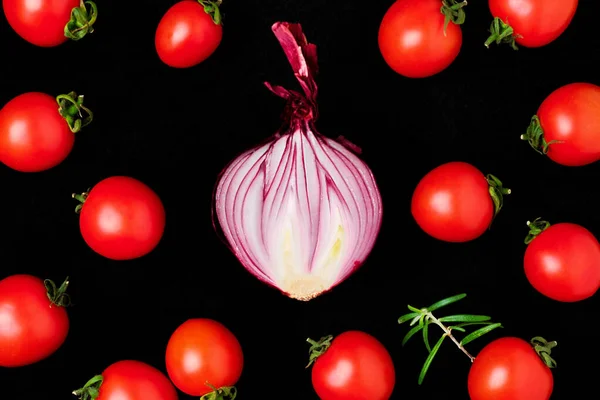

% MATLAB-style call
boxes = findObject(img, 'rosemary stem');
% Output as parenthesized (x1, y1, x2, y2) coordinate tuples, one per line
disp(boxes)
(426, 312, 475, 362)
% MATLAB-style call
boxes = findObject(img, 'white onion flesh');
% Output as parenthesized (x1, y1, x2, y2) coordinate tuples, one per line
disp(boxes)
(213, 22, 383, 301)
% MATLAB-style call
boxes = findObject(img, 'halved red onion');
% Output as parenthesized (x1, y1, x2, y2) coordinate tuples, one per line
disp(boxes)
(213, 22, 383, 301)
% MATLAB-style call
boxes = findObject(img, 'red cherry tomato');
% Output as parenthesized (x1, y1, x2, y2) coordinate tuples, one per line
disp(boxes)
(73, 360, 178, 400)
(0, 274, 70, 367)
(523, 220, 600, 302)
(0, 92, 93, 172)
(411, 161, 511, 242)
(74, 176, 166, 260)
(307, 331, 396, 400)
(2, 0, 97, 47)
(522, 83, 600, 166)
(155, 0, 223, 68)
(165, 318, 244, 397)
(378, 0, 463, 78)
(487, 0, 578, 48)
(468, 337, 555, 400)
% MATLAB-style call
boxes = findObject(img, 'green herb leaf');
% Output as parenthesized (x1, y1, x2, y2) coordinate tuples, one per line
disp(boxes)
(398, 312, 420, 324)
(448, 325, 466, 332)
(460, 323, 503, 346)
(407, 304, 421, 313)
(422, 320, 431, 352)
(418, 334, 446, 385)
(427, 293, 466, 311)
(454, 321, 495, 328)
(438, 314, 491, 323)
(409, 314, 422, 326)
(402, 325, 423, 346)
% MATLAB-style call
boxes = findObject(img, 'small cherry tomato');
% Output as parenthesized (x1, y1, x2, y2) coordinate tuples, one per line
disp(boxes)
(486, 0, 578, 49)
(0, 92, 93, 172)
(468, 336, 556, 400)
(155, 0, 223, 68)
(378, 0, 465, 78)
(73, 360, 178, 400)
(307, 331, 396, 400)
(2, 0, 97, 47)
(0, 274, 70, 367)
(72, 176, 166, 260)
(523, 219, 600, 302)
(165, 318, 244, 397)
(411, 161, 511, 242)
(522, 82, 600, 166)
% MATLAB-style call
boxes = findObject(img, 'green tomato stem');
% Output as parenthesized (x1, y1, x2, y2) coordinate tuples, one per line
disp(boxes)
(44, 276, 72, 307)
(305, 335, 333, 368)
(530, 336, 558, 368)
(72, 187, 91, 214)
(72, 375, 103, 400)
(64, 0, 97, 41)
(524, 218, 551, 244)
(484, 17, 520, 50)
(198, 0, 223, 25)
(440, 0, 468, 36)
(200, 383, 237, 400)
(56, 91, 93, 133)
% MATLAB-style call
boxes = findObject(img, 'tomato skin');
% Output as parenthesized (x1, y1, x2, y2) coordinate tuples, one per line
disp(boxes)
(0, 274, 69, 367)
(311, 331, 395, 400)
(94, 360, 178, 400)
(0, 92, 75, 172)
(488, 0, 578, 48)
(155, 0, 223, 68)
(378, 0, 462, 78)
(78, 176, 166, 260)
(411, 162, 494, 242)
(2, 0, 79, 47)
(468, 337, 553, 400)
(165, 318, 244, 396)
(524, 223, 600, 302)
(536, 83, 600, 166)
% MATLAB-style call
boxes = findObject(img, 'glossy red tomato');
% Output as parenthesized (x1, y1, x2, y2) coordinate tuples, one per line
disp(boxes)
(0, 92, 80, 172)
(523, 220, 600, 302)
(488, 0, 578, 48)
(468, 337, 554, 400)
(307, 331, 395, 400)
(378, 0, 463, 78)
(2, 0, 97, 47)
(411, 161, 510, 242)
(74, 176, 166, 260)
(165, 318, 244, 397)
(0, 274, 70, 367)
(155, 0, 223, 68)
(73, 360, 178, 400)
(523, 83, 600, 166)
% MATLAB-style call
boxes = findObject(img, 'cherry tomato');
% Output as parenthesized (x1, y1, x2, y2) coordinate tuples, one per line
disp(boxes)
(0, 274, 70, 367)
(487, 0, 578, 48)
(155, 0, 223, 68)
(307, 331, 395, 400)
(378, 0, 464, 78)
(0, 92, 93, 172)
(411, 161, 511, 242)
(523, 219, 600, 302)
(165, 318, 243, 397)
(2, 0, 97, 47)
(73, 176, 166, 260)
(522, 83, 600, 166)
(73, 360, 177, 400)
(468, 337, 556, 400)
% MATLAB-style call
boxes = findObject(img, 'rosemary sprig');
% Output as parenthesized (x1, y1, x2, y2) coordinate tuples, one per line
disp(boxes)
(398, 293, 502, 385)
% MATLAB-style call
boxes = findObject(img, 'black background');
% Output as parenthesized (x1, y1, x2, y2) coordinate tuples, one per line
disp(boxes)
(1, 0, 598, 399)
